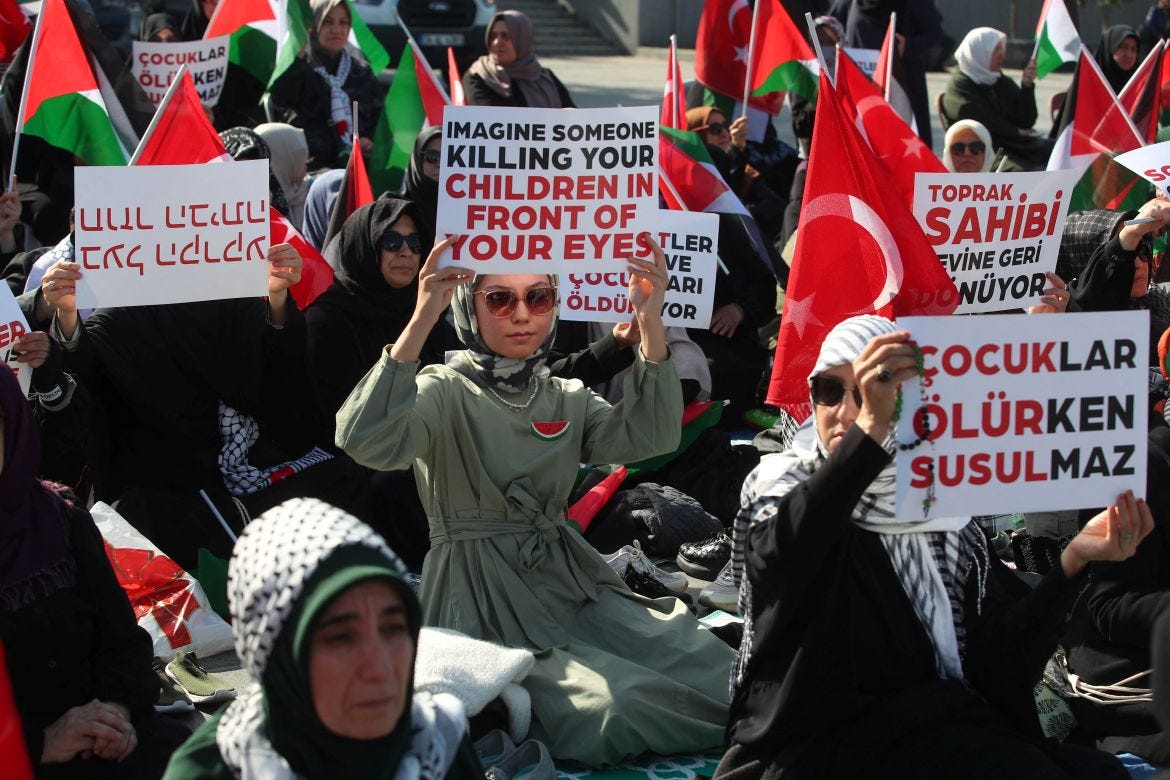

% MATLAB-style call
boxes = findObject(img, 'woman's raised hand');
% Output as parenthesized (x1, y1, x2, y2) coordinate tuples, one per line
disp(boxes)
(1060, 491, 1155, 577)
(626, 235, 669, 319)
(414, 236, 473, 325)
(852, 331, 918, 444)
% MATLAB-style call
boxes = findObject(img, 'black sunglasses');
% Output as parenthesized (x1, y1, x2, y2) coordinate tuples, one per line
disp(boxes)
(421, 149, 441, 165)
(703, 122, 729, 135)
(949, 141, 986, 156)
(474, 286, 557, 318)
(810, 375, 862, 408)
(380, 232, 422, 254)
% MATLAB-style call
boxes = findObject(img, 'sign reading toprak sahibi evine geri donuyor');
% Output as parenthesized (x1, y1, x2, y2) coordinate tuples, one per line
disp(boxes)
(435, 105, 659, 273)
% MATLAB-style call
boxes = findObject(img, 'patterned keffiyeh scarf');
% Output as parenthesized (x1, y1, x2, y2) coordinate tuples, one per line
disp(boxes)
(313, 49, 353, 145)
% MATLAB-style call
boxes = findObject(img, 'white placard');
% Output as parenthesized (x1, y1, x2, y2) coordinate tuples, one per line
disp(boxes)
(436, 105, 659, 273)
(1114, 140, 1170, 197)
(74, 160, 271, 308)
(559, 210, 719, 328)
(131, 36, 229, 108)
(0, 286, 32, 396)
(842, 47, 880, 78)
(895, 312, 1147, 519)
(912, 170, 1080, 314)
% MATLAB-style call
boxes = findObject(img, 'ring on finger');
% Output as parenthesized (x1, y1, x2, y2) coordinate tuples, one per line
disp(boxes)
(876, 363, 893, 382)
(1120, 532, 1134, 541)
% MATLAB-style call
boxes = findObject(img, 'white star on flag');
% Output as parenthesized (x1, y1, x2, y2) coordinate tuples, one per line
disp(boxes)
(784, 292, 823, 339)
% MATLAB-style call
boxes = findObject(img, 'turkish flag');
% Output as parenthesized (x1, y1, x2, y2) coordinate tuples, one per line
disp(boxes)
(765, 71, 957, 418)
(134, 70, 230, 165)
(0, 0, 31, 64)
(694, 0, 782, 114)
(834, 48, 944, 207)
(661, 36, 685, 130)
(272, 210, 333, 309)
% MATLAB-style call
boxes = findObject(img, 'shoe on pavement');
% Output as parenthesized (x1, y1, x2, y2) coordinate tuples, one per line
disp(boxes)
(152, 657, 194, 714)
(620, 564, 694, 606)
(475, 729, 516, 767)
(677, 530, 732, 580)
(603, 540, 688, 593)
(698, 560, 739, 614)
(165, 651, 236, 705)
(484, 739, 556, 780)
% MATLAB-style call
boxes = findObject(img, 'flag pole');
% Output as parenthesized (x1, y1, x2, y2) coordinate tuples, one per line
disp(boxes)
(804, 12, 831, 87)
(398, 19, 453, 104)
(128, 64, 190, 165)
(884, 12, 896, 102)
(1030, 0, 1048, 62)
(669, 34, 679, 129)
(740, 0, 761, 119)
(351, 99, 359, 145)
(8, 1, 46, 192)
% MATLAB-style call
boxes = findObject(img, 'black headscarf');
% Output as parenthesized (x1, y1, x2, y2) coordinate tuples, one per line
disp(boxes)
(401, 126, 441, 234)
(139, 12, 178, 42)
(177, 0, 209, 41)
(219, 126, 290, 216)
(1095, 25, 1140, 94)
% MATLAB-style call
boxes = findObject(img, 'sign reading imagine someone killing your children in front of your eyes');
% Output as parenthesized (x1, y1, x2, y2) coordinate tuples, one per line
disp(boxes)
(895, 312, 1148, 520)
(74, 160, 271, 309)
(912, 169, 1080, 314)
(436, 105, 658, 273)
(558, 210, 719, 328)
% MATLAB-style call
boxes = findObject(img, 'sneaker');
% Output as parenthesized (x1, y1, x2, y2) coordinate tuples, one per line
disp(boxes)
(677, 530, 732, 580)
(152, 657, 194, 714)
(165, 651, 236, 705)
(603, 540, 688, 594)
(475, 729, 516, 767)
(698, 560, 739, 614)
(485, 739, 556, 780)
(620, 565, 693, 607)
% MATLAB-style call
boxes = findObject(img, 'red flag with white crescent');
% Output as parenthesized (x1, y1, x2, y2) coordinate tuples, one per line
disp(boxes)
(661, 35, 685, 130)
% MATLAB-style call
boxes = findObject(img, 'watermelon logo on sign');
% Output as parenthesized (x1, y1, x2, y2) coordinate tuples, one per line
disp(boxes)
(531, 420, 570, 441)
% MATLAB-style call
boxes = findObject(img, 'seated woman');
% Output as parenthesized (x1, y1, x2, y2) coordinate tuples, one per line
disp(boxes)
(139, 13, 179, 43)
(254, 123, 310, 228)
(335, 238, 733, 764)
(269, 0, 385, 170)
(717, 314, 1150, 778)
(942, 119, 994, 173)
(943, 27, 1052, 171)
(163, 498, 482, 779)
(401, 127, 442, 235)
(1096, 25, 1140, 94)
(463, 11, 575, 108)
(301, 168, 345, 251)
(0, 367, 190, 778)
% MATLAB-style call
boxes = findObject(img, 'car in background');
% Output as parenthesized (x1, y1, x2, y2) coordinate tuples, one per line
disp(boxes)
(352, 0, 495, 73)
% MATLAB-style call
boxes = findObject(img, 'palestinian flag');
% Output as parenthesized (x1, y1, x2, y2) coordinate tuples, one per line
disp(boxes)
(659, 125, 747, 215)
(1034, 0, 1079, 80)
(322, 132, 374, 261)
(1048, 47, 1149, 212)
(204, 0, 305, 88)
(344, 0, 389, 73)
(1120, 40, 1165, 143)
(748, 0, 818, 104)
(369, 37, 449, 194)
(447, 46, 465, 106)
(15, 0, 129, 165)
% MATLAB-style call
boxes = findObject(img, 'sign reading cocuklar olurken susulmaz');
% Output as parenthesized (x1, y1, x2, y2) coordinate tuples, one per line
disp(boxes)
(131, 36, 229, 107)
(435, 105, 659, 273)
(912, 170, 1081, 314)
(0, 285, 31, 396)
(558, 210, 719, 328)
(74, 160, 271, 308)
(895, 312, 1148, 519)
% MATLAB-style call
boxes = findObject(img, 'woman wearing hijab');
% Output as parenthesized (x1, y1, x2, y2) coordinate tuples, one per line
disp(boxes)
(255, 123, 311, 228)
(942, 119, 994, 173)
(164, 498, 482, 779)
(269, 0, 385, 170)
(401, 127, 441, 234)
(463, 10, 575, 109)
(301, 169, 345, 252)
(1096, 25, 1141, 94)
(177, 0, 214, 40)
(943, 27, 1051, 171)
(0, 367, 191, 778)
(335, 238, 734, 764)
(716, 314, 1150, 778)
(138, 13, 178, 42)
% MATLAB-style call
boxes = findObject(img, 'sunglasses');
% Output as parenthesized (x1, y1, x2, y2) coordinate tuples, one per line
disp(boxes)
(421, 149, 441, 165)
(949, 141, 986, 156)
(810, 375, 862, 408)
(380, 232, 422, 254)
(703, 122, 730, 135)
(474, 286, 557, 318)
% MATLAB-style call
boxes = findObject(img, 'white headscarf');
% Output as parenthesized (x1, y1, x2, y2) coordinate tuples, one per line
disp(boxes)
(942, 119, 994, 173)
(255, 123, 310, 227)
(955, 27, 1006, 86)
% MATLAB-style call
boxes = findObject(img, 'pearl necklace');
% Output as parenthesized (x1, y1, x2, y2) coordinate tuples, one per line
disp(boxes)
(486, 379, 539, 412)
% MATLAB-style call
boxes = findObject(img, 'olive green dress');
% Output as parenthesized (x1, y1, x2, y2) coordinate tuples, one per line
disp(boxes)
(337, 352, 733, 765)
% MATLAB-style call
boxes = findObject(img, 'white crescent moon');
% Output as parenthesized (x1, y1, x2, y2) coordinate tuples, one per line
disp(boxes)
(853, 95, 887, 143)
(728, 0, 749, 31)
(802, 193, 904, 314)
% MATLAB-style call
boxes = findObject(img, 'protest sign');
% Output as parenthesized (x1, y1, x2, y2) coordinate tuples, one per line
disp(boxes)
(842, 47, 879, 78)
(1115, 140, 1170, 197)
(74, 160, 270, 308)
(912, 170, 1080, 314)
(131, 36, 228, 107)
(559, 210, 719, 328)
(0, 285, 32, 396)
(895, 312, 1147, 519)
(436, 105, 659, 273)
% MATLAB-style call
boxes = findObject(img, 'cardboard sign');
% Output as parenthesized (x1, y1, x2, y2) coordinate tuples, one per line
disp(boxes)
(913, 170, 1080, 313)
(559, 210, 719, 328)
(131, 36, 229, 107)
(436, 105, 659, 273)
(895, 312, 1148, 519)
(1115, 141, 1170, 197)
(0, 285, 32, 396)
(74, 160, 271, 308)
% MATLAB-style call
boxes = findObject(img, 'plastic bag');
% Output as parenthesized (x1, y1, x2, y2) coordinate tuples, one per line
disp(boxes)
(91, 501, 234, 661)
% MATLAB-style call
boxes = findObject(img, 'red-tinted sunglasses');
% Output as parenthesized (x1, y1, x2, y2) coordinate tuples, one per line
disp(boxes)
(474, 286, 557, 318)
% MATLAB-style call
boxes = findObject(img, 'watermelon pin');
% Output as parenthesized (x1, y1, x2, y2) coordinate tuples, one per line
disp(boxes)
(531, 420, 570, 441)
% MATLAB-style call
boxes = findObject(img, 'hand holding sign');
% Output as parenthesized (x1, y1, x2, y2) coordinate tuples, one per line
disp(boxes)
(391, 237, 473, 364)
(1060, 490, 1154, 576)
(1026, 272, 1071, 315)
(42, 259, 83, 340)
(853, 330, 918, 445)
(1118, 197, 1170, 251)
(11, 331, 50, 370)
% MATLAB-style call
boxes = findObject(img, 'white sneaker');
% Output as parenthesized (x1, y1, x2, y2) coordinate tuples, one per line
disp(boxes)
(604, 540, 689, 594)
